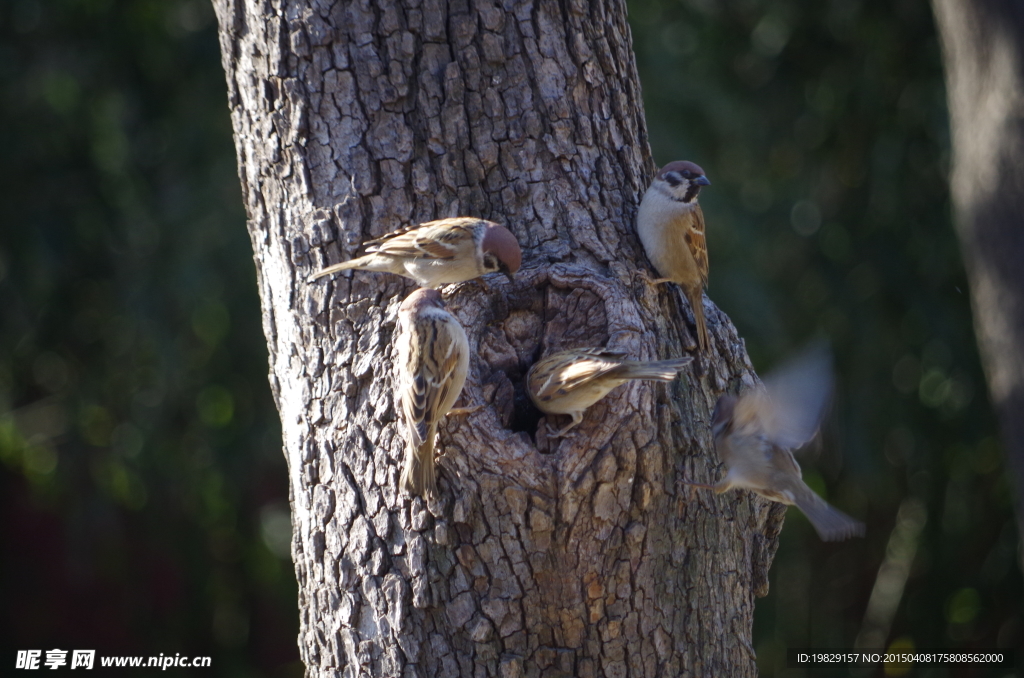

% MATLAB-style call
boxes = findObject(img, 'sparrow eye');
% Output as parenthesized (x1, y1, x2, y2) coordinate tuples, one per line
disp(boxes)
(664, 172, 682, 187)
(681, 170, 692, 179)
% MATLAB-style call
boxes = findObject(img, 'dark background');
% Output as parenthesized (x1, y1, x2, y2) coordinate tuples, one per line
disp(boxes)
(0, 0, 1019, 676)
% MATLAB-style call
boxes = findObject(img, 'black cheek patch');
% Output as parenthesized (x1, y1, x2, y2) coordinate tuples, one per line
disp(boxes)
(664, 172, 682, 187)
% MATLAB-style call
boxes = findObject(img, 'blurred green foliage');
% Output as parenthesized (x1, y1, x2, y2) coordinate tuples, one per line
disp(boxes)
(1, 0, 1021, 676)
(629, 0, 1022, 673)
(0, 0, 298, 675)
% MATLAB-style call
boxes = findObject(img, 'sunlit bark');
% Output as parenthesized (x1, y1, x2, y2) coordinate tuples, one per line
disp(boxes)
(212, 0, 779, 674)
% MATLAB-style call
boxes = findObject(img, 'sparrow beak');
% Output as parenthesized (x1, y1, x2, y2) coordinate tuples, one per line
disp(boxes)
(695, 175, 711, 187)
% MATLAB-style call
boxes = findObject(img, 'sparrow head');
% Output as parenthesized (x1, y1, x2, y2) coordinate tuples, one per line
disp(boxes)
(655, 160, 710, 204)
(480, 222, 522, 282)
(399, 288, 445, 318)
(711, 394, 737, 440)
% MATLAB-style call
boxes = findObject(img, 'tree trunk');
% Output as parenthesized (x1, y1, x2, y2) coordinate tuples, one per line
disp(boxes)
(932, 0, 1024, 556)
(211, 0, 780, 675)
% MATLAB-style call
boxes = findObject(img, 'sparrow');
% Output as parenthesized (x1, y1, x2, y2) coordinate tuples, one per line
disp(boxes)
(308, 217, 522, 289)
(688, 344, 865, 541)
(527, 348, 692, 437)
(636, 161, 712, 352)
(395, 288, 471, 498)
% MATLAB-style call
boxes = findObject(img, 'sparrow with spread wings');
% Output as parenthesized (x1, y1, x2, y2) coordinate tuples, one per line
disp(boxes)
(687, 344, 865, 541)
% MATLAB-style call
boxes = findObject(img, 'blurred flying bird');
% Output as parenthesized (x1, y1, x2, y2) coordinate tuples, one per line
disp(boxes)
(688, 343, 865, 541)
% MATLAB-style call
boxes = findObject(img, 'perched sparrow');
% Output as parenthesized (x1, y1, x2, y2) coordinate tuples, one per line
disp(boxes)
(636, 161, 712, 352)
(396, 288, 470, 498)
(691, 345, 865, 541)
(528, 348, 692, 437)
(309, 217, 522, 289)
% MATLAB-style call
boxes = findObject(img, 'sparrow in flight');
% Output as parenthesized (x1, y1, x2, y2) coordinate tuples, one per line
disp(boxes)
(688, 344, 865, 541)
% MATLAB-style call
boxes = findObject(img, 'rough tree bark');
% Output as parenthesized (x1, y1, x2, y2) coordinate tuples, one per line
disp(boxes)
(932, 0, 1024, 555)
(212, 0, 782, 675)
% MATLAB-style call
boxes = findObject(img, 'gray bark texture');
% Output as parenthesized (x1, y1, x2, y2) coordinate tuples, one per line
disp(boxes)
(932, 0, 1024, 551)
(211, 0, 782, 675)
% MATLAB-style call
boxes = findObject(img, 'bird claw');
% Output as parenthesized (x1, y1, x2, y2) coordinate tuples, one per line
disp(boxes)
(547, 420, 579, 438)
(462, 277, 493, 295)
(635, 268, 673, 286)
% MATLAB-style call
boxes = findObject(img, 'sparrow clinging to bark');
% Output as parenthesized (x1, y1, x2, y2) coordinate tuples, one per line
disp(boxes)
(636, 161, 712, 352)
(689, 344, 865, 541)
(527, 348, 692, 437)
(395, 288, 471, 498)
(309, 217, 522, 289)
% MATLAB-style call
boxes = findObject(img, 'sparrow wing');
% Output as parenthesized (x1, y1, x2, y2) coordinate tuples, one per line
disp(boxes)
(766, 445, 803, 482)
(529, 348, 628, 400)
(753, 342, 834, 450)
(758, 464, 864, 540)
(789, 481, 866, 541)
(404, 316, 465, 446)
(367, 219, 474, 260)
(688, 207, 709, 288)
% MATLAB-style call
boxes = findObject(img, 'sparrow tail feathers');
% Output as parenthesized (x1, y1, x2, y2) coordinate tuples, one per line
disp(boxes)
(613, 357, 692, 382)
(308, 255, 375, 282)
(686, 287, 710, 353)
(400, 435, 437, 498)
(793, 484, 865, 542)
